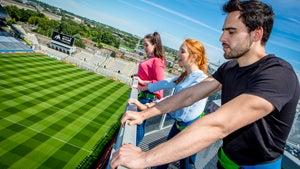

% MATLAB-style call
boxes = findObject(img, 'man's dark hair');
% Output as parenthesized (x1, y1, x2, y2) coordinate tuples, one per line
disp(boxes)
(223, 0, 274, 46)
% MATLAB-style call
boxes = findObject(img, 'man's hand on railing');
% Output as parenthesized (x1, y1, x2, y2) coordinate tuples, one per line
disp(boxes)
(121, 110, 144, 127)
(110, 144, 145, 169)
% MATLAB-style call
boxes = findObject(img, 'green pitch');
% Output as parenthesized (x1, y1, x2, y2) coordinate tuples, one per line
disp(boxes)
(0, 53, 130, 168)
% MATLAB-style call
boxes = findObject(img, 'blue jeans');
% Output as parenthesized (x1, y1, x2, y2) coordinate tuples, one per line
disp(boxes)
(155, 123, 197, 169)
(136, 94, 156, 146)
(136, 120, 146, 146)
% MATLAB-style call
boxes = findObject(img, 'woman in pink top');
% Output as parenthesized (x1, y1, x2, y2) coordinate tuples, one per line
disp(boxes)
(134, 32, 165, 145)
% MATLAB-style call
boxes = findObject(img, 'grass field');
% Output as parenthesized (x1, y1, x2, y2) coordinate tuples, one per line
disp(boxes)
(0, 53, 130, 168)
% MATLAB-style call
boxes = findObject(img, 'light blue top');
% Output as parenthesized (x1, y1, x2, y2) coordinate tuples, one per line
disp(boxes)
(148, 70, 208, 122)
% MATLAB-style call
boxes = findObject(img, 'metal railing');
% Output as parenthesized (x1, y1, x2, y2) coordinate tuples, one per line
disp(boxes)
(106, 80, 175, 169)
(107, 79, 138, 169)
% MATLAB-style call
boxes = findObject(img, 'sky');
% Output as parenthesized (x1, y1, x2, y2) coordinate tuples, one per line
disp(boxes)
(38, 0, 300, 78)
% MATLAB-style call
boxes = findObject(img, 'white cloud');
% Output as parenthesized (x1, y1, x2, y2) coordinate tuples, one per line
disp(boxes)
(141, 0, 221, 34)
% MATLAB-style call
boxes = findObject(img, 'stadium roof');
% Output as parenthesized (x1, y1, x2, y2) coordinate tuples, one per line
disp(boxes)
(0, 28, 33, 53)
(0, 5, 9, 20)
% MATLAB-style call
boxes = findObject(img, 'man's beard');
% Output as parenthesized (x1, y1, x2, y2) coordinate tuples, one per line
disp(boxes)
(223, 39, 252, 59)
(224, 47, 250, 59)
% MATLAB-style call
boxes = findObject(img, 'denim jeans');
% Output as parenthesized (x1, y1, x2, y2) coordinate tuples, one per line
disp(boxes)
(136, 94, 156, 146)
(155, 123, 197, 169)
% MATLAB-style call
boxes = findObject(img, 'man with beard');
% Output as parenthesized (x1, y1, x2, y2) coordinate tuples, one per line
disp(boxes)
(110, 0, 300, 169)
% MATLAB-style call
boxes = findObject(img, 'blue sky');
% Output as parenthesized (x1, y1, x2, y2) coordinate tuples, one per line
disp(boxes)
(39, 0, 300, 77)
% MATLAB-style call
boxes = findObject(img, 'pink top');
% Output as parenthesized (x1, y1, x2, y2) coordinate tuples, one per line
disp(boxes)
(137, 56, 165, 99)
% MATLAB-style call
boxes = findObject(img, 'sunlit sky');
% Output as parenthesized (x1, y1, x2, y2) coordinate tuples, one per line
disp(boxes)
(38, 0, 300, 78)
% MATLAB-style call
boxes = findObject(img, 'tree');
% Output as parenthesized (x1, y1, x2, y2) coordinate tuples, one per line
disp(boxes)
(98, 42, 103, 49)
(28, 16, 40, 25)
(111, 51, 116, 58)
(74, 38, 85, 48)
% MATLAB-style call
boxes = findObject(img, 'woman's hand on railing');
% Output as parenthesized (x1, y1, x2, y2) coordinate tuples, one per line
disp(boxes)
(128, 98, 147, 111)
(110, 144, 145, 169)
(138, 85, 148, 92)
(132, 76, 150, 88)
(133, 76, 143, 84)
(121, 110, 144, 127)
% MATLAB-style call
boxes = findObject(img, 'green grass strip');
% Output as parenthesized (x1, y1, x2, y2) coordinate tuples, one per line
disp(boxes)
(0, 53, 130, 168)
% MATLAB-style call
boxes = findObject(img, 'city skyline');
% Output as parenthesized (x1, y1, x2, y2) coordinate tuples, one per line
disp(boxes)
(38, 0, 300, 79)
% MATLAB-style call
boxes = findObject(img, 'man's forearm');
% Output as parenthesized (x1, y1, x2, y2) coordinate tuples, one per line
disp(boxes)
(139, 77, 220, 127)
(142, 113, 223, 167)
(155, 83, 204, 114)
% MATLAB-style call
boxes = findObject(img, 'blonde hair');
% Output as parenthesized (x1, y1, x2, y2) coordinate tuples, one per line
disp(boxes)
(174, 38, 208, 84)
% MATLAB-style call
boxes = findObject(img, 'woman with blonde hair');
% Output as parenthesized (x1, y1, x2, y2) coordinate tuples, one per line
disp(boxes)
(129, 38, 208, 169)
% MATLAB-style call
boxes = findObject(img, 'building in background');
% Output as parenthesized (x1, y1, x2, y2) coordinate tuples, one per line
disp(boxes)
(48, 31, 76, 55)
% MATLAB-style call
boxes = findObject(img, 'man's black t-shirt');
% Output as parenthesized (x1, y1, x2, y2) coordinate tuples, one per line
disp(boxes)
(212, 54, 300, 165)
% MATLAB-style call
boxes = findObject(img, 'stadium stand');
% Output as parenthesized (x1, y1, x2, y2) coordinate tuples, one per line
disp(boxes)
(0, 4, 33, 53)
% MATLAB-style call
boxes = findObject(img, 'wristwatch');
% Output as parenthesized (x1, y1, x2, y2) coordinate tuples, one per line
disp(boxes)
(146, 103, 151, 108)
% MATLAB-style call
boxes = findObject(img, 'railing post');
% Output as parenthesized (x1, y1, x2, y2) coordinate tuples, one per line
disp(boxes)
(158, 114, 167, 130)
(158, 88, 174, 129)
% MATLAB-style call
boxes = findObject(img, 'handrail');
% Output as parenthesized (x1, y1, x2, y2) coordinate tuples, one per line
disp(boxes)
(107, 79, 138, 169)
(107, 82, 175, 169)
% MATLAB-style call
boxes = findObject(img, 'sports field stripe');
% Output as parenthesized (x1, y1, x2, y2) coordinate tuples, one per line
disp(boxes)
(0, 71, 103, 107)
(0, 79, 115, 129)
(10, 136, 89, 169)
(10, 71, 97, 94)
(0, 54, 122, 113)
(1, 54, 87, 78)
(43, 80, 121, 122)
(17, 105, 115, 168)
(92, 87, 129, 126)
(1, 64, 77, 82)
(23, 84, 127, 166)
(1, 68, 93, 92)
(0, 54, 58, 64)
(47, 143, 91, 168)
(1, 78, 117, 136)
(65, 84, 129, 145)
(0, 60, 65, 75)
(0, 53, 130, 168)
(71, 87, 129, 150)
(29, 77, 110, 110)
(0, 65, 78, 83)
(20, 75, 103, 102)
(1, 56, 59, 65)
(61, 80, 117, 108)
(0, 71, 90, 94)
(0, 80, 124, 141)
(1, 60, 67, 71)
(0, 116, 92, 154)
(0, 68, 116, 120)
(70, 83, 128, 131)
(0, 55, 50, 67)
